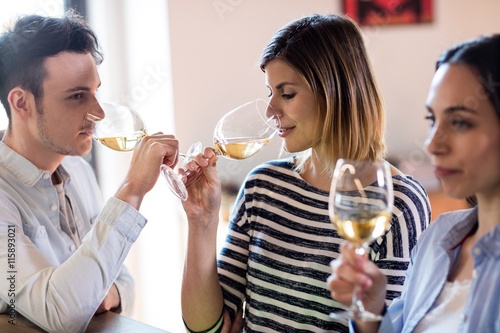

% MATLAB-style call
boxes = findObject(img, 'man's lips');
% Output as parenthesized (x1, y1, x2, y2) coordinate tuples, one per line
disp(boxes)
(433, 166, 460, 178)
(80, 128, 95, 136)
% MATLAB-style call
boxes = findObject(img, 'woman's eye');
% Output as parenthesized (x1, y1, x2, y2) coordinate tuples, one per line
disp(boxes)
(282, 93, 296, 100)
(450, 118, 471, 129)
(424, 113, 435, 127)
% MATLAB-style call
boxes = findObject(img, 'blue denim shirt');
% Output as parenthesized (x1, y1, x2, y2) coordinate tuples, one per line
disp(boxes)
(376, 207, 500, 333)
(0, 142, 146, 332)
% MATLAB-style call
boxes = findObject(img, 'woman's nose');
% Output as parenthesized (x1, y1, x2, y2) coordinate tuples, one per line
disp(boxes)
(425, 124, 447, 154)
(266, 101, 281, 127)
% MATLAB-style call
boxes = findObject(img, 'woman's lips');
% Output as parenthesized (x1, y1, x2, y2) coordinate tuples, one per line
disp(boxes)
(278, 127, 294, 138)
(433, 166, 460, 178)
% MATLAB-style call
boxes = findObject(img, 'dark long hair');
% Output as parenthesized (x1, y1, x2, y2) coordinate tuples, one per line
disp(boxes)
(436, 34, 500, 120)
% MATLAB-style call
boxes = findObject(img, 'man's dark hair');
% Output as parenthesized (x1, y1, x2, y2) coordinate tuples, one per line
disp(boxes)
(0, 10, 103, 123)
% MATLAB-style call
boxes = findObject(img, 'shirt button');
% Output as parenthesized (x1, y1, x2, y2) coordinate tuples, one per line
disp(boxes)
(43, 173, 50, 179)
(472, 269, 478, 278)
(70, 244, 76, 251)
(51, 204, 57, 211)
(473, 247, 481, 255)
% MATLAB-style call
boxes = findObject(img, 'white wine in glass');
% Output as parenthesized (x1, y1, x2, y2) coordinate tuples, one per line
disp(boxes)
(88, 102, 189, 197)
(91, 102, 147, 152)
(211, 99, 277, 159)
(213, 138, 270, 160)
(162, 98, 280, 200)
(329, 159, 394, 322)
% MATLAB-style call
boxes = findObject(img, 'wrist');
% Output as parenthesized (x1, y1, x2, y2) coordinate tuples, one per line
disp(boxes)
(114, 182, 146, 210)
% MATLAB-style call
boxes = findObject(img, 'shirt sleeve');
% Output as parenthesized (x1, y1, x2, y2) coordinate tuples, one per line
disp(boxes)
(114, 265, 135, 315)
(0, 196, 147, 333)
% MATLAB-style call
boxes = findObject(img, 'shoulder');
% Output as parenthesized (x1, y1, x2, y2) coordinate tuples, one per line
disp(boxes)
(250, 156, 295, 172)
(392, 174, 427, 196)
(429, 208, 476, 230)
(392, 175, 430, 213)
(419, 208, 476, 243)
(246, 156, 297, 180)
(62, 156, 95, 175)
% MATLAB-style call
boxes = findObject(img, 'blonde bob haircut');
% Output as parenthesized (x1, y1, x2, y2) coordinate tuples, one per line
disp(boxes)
(259, 14, 386, 176)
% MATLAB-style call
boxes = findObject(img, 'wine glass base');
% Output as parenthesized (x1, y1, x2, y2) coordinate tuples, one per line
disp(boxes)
(329, 309, 383, 322)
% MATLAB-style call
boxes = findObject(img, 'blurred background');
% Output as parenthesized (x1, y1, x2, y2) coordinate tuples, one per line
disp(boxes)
(1, 1, 499, 332)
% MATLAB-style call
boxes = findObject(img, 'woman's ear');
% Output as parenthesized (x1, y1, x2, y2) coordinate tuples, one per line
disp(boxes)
(8, 87, 34, 120)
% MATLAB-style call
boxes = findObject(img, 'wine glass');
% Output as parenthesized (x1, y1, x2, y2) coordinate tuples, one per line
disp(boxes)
(161, 98, 280, 200)
(88, 102, 190, 197)
(328, 159, 394, 322)
(90, 102, 147, 152)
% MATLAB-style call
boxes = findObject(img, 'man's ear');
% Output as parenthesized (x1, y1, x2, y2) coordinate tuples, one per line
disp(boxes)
(8, 87, 34, 120)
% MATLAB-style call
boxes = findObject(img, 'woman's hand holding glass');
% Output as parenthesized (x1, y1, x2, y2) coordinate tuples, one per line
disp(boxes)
(163, 98, 280, 200)
(328, 159, 394, 322)
(328, 243, 388, 331)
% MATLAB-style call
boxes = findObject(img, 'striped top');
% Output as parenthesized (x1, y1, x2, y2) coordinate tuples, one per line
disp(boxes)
(217, 158, 431, 332)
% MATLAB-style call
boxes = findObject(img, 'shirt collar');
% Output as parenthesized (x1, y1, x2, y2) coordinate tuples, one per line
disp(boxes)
(476, 223, 500, 259)
(440, 206, 500, 258)
(0, 142, 69, 187)
(440, 207, 478, 250)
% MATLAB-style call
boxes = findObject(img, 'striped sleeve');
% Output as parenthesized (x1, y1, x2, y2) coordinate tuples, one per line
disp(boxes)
(370, 175, 431, 302)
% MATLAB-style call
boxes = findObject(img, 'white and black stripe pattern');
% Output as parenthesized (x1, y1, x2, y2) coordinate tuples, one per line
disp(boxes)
(217, 158, 431, 332)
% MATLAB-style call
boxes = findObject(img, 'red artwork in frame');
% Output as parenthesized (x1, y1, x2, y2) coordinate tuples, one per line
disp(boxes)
(343, 0, 433, 26)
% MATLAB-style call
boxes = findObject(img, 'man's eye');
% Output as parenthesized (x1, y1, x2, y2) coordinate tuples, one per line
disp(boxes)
(71, 93, 84, 100)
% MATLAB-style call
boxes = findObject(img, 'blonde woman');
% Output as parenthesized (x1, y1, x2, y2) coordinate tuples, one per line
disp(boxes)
(181, 14, 431, 332)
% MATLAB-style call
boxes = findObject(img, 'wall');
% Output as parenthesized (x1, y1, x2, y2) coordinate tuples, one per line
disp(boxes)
(1, 1, 499, 332)
(168, 0, 500, 190)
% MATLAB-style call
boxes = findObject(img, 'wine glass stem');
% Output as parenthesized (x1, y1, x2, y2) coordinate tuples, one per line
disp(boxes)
(351, 245, 368, 317)
(351, 285, 365, 314)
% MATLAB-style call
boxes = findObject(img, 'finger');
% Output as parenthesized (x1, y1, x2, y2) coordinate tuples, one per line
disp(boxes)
(184, 159, 202, 172)
(231, 307, 244, 333)
(327, 278, 355, 305)
(220, 311, 232, 333)
(191, 153, 210, 167)
(203, 146, 217, 159)
(330, 257, 372, 291)
(339, 242, 368, 269)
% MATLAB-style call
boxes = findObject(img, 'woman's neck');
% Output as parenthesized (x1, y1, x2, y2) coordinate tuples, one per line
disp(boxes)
(299, 151, 331, 191)
(476, 192, 500, 238)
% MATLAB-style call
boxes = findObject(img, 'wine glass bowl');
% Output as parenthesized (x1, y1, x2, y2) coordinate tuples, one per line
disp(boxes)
(329, 159, 394, 321)
(163, 98, 279, 200)
(91, 102, 147, 152)
(212, 99, 278, 160)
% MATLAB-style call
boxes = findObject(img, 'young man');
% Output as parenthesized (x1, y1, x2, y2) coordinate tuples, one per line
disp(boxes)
(0, 11, 178, 332)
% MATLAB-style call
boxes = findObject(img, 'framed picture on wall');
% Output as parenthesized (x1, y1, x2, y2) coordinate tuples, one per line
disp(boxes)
(343, 0, 433, 26)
